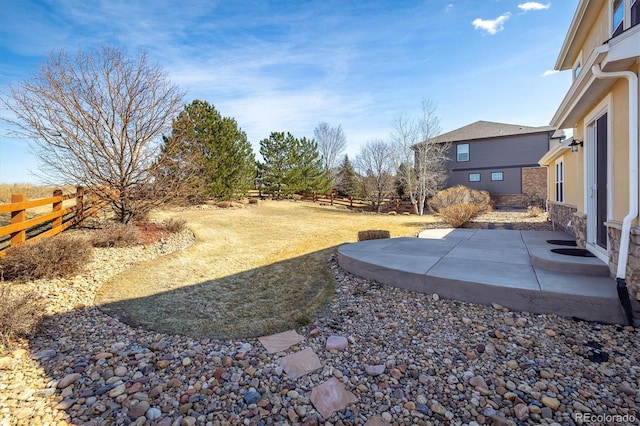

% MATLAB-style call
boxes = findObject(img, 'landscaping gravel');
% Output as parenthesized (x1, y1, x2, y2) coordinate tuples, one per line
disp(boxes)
(1, 225, 639, 426)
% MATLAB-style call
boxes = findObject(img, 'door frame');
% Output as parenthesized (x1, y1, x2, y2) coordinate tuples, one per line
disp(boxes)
(583, 95, 612, 263)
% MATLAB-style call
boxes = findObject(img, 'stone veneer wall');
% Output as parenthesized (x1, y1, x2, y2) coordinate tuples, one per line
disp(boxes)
(547, 201, 578, 235)
(572, 212, 587, 249)
(607, 222, 640, 300)
(522, 166, 547, 203)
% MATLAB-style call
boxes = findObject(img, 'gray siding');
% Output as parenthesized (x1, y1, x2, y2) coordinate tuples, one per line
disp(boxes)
(442, 133, 550, 195)
(448, 167, 522, 195)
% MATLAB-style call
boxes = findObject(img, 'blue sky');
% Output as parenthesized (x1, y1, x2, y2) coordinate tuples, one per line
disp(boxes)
(0, 0, 578, 184)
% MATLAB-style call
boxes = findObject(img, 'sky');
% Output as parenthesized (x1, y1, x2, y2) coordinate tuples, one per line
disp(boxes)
(0, 0, 579, 184)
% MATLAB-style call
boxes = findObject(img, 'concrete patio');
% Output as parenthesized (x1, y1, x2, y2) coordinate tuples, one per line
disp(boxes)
(338, 229, 639, 324)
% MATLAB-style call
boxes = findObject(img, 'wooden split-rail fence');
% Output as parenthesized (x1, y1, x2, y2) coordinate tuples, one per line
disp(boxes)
(248, 190, 418, 214)
(0, 186, 112, 257)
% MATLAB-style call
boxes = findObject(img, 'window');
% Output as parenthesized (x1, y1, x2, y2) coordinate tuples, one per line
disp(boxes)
(491, 172, 504, 181)
(573, 62, 581, 80)
(632, 0, 639, 27)
(468, 173, 480, 182)
(613, 0, 624, 36)
(555, 158, 564, 203)
(457, 144, 469, 162)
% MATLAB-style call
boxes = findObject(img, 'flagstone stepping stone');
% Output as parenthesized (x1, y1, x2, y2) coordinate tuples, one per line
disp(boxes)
(326, 335, 348, 351)
(310, 377, 358, 419)
(365, 416, 392, 426)
(258, 330, 305, 353)
(277, 347, 322, 379)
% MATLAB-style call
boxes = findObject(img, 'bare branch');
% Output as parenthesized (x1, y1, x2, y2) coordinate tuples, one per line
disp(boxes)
(2, 46, 185, 222)
(389, 99, 449, 215)
(355, 139, 394, 213)
(314, 122, 346, 181)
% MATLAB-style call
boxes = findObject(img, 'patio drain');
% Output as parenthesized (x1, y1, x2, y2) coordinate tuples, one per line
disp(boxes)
(546, 239, 577, 247)
(550, 248, 596, 257)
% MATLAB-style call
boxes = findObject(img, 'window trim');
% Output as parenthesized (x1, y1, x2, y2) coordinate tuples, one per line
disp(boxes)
(468, 173, 481, 182)
(490, 171, 504, 181)
(555, 157, 565, 203)
(457, 143, 469, 162)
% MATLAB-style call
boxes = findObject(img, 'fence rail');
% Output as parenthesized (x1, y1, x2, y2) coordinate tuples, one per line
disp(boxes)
(304, 193, 417, 214)
(0, 186, 111, 257)
(247, 189, 418, 214)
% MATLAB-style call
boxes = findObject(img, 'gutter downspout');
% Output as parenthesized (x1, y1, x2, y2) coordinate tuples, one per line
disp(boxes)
(591, 63, 638, 326)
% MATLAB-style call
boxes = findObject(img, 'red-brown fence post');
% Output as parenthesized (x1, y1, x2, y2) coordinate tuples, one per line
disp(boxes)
(350, 197, 353, 208)
(75, 186, 84, 227)
(52, 189, 63, 231)
(330, 191, 334, 206)
(10, 193, 26, 248)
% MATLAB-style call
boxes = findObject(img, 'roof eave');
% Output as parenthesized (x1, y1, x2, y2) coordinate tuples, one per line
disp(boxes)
(555, 0, 599, 70)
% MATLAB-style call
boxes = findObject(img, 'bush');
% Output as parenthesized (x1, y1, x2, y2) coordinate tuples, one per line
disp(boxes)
(248, 198, 259, 205)
(0, 286, 46, 347)
(527, 205, 545, 217)
(0, 234, 92, 282)
(89, 222, 140, 247)
(428, 185, 491, 214)
(358, 230, 391, 241)
(161, 217, 187, 233)
(438, 203, 480, 228)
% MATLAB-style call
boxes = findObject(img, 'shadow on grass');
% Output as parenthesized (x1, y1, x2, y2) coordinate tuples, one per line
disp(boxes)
(9, 246, 338, 424)
(94, 247, 338, 341)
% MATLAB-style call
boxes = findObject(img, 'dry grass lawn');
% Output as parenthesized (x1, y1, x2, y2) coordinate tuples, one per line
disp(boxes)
(95, 201, 436, 339)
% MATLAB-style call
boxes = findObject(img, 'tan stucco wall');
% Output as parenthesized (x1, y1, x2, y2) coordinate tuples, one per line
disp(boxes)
(581, 2, 609, 61)
(610, 77, 631, 222)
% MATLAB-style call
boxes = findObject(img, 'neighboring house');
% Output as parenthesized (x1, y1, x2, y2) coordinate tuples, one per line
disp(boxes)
(538, 0, 639, 309)
(424, 120, 561, 206)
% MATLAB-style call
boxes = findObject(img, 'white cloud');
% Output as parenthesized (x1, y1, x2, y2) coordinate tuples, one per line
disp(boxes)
(542, 70, 559, 77)
(472, 13, 511, 35)
(518, 2, 551, 12)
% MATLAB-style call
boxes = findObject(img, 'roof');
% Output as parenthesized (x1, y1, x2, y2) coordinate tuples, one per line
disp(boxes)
(424, 121, 557, 144)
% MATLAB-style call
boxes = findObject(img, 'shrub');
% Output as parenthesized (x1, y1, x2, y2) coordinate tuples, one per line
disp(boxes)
(161, 217, 187, 233)
(358, 230, 391, 241)
(248, 198, 259, 205)
(0, 286, 47, 347)
(89, 222, 140, 247)
(527, 205, 545, 217)
(428, 185, 491, 214)
(438, 203, 480, 228)
(0, 234, 92, 281)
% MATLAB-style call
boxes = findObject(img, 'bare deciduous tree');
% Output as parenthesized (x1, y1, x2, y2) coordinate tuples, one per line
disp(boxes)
(355, 139, 394, 213)
(2, 46, 186, 223)
(391, 99, 449, 215)
(314, 122, 346, 182)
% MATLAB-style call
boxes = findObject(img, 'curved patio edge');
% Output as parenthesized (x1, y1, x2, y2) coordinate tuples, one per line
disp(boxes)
(337, 236, 629, 325)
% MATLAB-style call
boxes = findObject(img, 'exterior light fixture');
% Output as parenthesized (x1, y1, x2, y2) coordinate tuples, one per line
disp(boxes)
(569, 139, 583, 153)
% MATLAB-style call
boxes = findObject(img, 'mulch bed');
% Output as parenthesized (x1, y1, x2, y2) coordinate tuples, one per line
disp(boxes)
(134, 222, 170, 245)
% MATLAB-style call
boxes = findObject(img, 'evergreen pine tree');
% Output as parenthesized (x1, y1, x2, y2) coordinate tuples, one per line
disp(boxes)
(335, 154, 360, 198)
(162, 100, 255, 201)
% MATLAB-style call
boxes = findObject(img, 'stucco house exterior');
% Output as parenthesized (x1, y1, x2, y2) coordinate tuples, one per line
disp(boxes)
(538, 0, 639, 315)
(426, 120, 560, 207)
